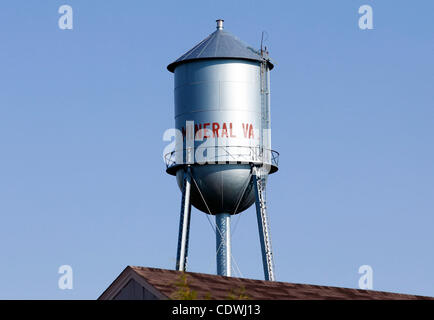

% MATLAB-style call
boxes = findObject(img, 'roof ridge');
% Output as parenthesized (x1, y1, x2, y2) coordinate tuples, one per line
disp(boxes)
(178, 32, 214, 61)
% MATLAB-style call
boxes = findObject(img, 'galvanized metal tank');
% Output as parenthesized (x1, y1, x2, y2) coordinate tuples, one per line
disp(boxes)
(166, 20, 278, 215)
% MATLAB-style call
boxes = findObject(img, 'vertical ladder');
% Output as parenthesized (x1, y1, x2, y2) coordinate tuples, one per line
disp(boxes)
(253, 166, 275, 281)
(260, 56, 271, 154)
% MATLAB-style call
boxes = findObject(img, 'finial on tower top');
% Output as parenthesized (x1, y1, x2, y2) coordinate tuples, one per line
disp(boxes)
(216, 19, 224, 30)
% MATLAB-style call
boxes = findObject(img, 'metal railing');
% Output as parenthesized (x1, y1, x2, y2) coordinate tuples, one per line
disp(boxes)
(164, 145, 279, 170)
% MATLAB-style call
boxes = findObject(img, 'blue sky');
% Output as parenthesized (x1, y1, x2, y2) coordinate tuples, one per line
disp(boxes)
(0, 0, 433, 299)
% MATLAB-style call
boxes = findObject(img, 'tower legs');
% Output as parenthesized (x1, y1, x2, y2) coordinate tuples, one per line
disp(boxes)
(175, 167, 192, 272)
(175, 165, 275, 281)
(253, 167, 275, 281)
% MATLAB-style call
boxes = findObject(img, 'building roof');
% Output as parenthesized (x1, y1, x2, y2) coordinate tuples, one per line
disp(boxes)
(99, 266, 433, 300)
(167, 24, 273, 73)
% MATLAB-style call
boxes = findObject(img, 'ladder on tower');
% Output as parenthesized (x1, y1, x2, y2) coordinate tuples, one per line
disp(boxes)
(253, 166, 275, 281)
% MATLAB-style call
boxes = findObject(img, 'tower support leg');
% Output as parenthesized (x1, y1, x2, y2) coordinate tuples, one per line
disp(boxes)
(216, 213, 231, 277)
(253, 167, 276, 281)
(175, 167, 192, 272)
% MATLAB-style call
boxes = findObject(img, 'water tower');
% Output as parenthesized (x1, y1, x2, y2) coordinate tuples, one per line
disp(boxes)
(165, 20, 279, 281)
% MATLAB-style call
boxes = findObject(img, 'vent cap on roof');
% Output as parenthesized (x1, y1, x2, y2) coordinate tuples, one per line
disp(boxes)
(216, 19, 224, 30)
(167, 20, 273, 72)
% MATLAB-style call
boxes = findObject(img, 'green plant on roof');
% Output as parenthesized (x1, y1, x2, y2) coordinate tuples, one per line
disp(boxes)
(227, 286, 250, 300)
(171, 272, 198, 300)
(171, 272, 250, 300)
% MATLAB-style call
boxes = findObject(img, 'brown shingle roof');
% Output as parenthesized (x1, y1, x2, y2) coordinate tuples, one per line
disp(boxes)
(105, 266, 433, 300)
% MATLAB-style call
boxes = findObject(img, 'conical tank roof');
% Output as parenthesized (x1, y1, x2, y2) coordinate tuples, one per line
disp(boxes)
(167, 20, 273, 72)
